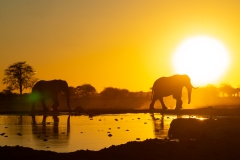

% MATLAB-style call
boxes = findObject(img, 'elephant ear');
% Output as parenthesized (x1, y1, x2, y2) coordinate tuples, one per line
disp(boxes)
(181, 75, 191, 85)
(60, 80, 69, 92)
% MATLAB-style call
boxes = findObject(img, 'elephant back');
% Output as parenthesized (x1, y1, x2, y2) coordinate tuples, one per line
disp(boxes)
(153, 77, 177, 92)
(32, 80, 63, 97)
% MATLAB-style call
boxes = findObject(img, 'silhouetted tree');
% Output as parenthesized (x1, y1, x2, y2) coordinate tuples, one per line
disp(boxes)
(2, 86, 14, 94)
(68, 86, 76, 97)
(219, 83, 235, 97)
(205, 84, 219, 97)
(100, 87, 129, 99)
(235, 88, 240, 97)
(76, 84, 96, 97)
(0, 86, 17, 101)
(2, 61, 38, 98)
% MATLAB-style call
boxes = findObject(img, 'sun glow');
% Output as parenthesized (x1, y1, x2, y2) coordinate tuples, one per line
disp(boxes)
(172, 36, 230, 86)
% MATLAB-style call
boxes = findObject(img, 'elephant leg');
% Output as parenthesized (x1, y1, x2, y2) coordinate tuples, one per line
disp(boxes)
(149, 96, 157, 110)
(175, 99, 183, 110)
(42, 115, 47, 124)
(31, 114, 36, 125)
(41, 99, 49, 112)
(159, 97, 168, 110)
(52, 96, 59, 112)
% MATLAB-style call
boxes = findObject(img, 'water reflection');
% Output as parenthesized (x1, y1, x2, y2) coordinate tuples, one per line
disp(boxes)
(150, 113, 173, 139)
(31, 114, 70, 144)
(0, 113, 173, 152)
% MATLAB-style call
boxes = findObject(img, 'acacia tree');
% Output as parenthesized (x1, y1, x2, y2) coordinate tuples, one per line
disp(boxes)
(2, 61, 38, 98)
(76, 84, 96, 97)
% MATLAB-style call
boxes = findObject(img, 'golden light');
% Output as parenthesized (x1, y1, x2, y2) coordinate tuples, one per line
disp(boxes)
(172, 36, 230, 86)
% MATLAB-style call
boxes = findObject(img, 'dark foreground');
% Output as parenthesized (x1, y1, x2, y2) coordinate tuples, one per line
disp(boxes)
(1, 138, 240, 160)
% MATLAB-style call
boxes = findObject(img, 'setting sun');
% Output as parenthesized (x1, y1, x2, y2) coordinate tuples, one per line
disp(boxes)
(172, 36, 231, 86)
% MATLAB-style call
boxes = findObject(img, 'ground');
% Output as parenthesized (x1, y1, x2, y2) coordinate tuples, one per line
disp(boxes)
(1, 138, 240, 160)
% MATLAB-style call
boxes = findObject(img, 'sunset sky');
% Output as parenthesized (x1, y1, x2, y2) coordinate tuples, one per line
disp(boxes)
(1, 0, 240, 93)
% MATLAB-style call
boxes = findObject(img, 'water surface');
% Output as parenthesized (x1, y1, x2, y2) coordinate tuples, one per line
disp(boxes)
(0, 113, 178, 152)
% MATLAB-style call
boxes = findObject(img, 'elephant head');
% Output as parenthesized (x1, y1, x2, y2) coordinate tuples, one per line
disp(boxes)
(177, 74, 194, 104)
(54, 80, 70, 110)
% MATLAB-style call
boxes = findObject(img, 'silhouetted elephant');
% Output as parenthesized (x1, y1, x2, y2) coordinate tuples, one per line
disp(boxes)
(149, 74, 195, 110)
(31, 80, 70, 112)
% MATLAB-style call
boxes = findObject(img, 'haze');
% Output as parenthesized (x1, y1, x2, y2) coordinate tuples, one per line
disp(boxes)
(1, 0, 240, 92)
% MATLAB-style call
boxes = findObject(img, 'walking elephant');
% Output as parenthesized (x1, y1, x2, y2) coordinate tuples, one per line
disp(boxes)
(149, 74, 195, 110)
(31, 80, 70, 112)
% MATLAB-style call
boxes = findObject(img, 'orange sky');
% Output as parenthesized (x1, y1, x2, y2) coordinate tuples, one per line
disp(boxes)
(1, 0, 240, 92)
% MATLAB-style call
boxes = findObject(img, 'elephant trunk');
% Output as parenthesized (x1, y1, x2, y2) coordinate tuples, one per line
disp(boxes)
(186, 84, 193, 104)
(66, 90, 71, 110)
(63, 86, 71, 111)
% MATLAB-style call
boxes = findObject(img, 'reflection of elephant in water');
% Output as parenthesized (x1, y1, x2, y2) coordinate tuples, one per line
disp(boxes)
(31, 80, 70, 112)
(150, 113, 165, 138)
(149, 74, 195, 110)
(32, 114, 70, 142)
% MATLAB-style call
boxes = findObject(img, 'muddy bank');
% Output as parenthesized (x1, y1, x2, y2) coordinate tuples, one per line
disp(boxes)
(1, 138, 240, 160)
